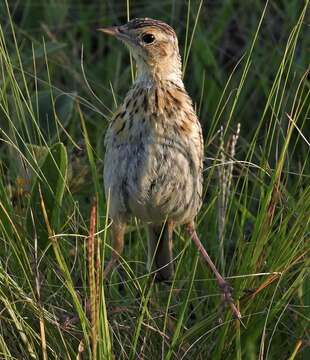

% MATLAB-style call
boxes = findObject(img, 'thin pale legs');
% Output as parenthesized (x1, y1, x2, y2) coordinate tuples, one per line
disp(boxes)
(185, 222, 241, 320)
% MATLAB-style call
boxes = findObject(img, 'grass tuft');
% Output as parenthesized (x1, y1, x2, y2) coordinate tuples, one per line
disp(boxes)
(0, 0, 309, 358)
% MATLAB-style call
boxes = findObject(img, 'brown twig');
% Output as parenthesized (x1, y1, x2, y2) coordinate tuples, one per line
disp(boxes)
(88, 198, 98, 357)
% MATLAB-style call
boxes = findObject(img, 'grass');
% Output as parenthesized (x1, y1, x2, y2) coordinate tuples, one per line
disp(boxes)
(0, 0, 309, 359)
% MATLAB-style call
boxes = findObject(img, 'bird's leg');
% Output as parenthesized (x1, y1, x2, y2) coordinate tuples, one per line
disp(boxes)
(147, 220, 175, 282)
(185, 222, 241, 320)
(104, 220, 126, 278)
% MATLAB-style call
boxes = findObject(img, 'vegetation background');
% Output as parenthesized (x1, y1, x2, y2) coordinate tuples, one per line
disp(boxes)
(0, 0, 309, 359)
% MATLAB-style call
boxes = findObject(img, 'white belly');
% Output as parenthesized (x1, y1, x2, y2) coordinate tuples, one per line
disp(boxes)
(104, 134, 202, 224)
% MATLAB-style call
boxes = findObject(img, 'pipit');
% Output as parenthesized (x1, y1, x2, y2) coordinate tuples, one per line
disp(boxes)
(99, 18, 241, 319)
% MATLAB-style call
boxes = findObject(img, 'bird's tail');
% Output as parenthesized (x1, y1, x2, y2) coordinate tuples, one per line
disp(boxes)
(147, 221, 174, 281)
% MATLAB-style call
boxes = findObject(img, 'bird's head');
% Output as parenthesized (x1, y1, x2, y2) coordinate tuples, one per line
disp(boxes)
(98, 18, 182, 83)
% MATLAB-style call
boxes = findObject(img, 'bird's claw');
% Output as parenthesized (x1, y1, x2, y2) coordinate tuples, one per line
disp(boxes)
(218, 279, 242, 321)
(218, 279, 234, 304)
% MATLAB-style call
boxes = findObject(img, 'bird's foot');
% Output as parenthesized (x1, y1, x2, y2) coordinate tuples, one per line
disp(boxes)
(218, 278, 242, 322)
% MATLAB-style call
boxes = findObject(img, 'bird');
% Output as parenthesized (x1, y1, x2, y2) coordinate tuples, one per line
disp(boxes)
(98, 18, 241, 319)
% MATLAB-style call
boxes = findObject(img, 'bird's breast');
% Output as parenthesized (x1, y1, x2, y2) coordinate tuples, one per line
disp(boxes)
(104, 83, 203, 223)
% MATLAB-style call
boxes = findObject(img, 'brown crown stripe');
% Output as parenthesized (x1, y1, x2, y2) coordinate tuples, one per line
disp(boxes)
(126, 18, 175, 37)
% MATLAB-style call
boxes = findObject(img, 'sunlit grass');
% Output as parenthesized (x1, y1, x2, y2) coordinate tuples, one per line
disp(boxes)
(0, 0, 309, 359)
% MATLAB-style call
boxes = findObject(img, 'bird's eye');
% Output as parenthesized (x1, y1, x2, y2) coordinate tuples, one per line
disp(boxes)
(142, 33, 155, 44)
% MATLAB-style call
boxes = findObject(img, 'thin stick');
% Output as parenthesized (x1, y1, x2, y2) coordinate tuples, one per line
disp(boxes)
(185, 223, 242, 322)
(88, 199, 98, 356)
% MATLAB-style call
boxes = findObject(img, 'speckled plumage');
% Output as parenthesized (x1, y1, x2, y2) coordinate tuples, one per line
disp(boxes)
(101, 18, 203, 280)
(104, 80, 203, 224)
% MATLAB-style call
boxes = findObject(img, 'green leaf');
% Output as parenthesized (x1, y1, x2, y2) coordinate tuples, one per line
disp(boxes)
(32, 42, 67, 59)
(0, 173, 13, 240)
(26, 143, 49, 168)
(27, 142, 67, 246)
(24, 42, 67, 64)
(26, 91, 76, 144)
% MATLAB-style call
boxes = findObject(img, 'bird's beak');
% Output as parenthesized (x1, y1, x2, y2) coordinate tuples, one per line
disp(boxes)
(97, 26, 119, 37)
(97, 25, 135, 46)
